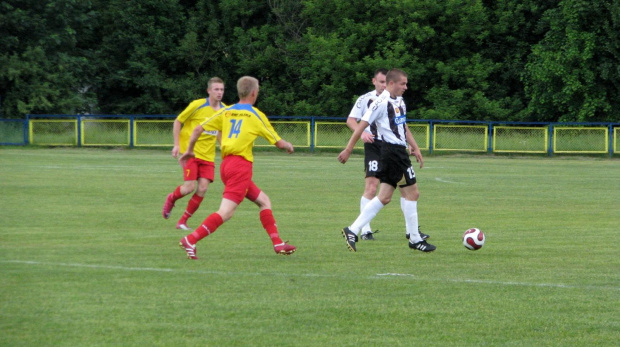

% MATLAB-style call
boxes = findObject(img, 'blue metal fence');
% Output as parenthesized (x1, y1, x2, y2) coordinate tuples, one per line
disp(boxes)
(1, 114, 619, 157)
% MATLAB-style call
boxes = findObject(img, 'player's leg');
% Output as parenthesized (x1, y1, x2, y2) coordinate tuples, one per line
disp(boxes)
(179, 156, 244, 259)
(179, 198, 238, 259)
(189, 157, 247, 241)
(360, 142, 381, 239)
(402, 196, 430, 240)
(342, 182, 394, 251)
(248, 185, 296, 255)
(400, 183, 435, 252)
(177, 160, 215, 229)
(360, 176, 379, 239)
(163, 158, 198, 219)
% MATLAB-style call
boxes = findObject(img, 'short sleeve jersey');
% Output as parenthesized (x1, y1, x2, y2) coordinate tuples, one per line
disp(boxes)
(177, 98, 225, 162)
(201, 103, 281, 162)
(361, 90, 408, 147)
(348, 90, 382, 140)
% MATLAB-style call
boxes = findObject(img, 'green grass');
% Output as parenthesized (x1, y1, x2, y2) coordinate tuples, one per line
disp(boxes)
(1, 148, 619, 346)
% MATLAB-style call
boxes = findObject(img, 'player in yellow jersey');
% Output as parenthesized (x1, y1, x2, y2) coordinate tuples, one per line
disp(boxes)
(177, 76, 296, 259)
(162, 77, 225, 230)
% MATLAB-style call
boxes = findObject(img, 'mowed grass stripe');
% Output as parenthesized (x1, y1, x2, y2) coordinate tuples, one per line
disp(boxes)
(1, 148, 619, 346)
(3, 260, 618, 291)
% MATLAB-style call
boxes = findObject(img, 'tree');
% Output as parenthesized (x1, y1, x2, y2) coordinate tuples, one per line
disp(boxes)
(523, 0, 620, 122)
(0, 0, 98, 118)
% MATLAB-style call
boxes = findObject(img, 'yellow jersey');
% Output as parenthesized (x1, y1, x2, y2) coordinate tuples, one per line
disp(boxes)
(201, 103, 281, 162)
(177, 98, 225, 162)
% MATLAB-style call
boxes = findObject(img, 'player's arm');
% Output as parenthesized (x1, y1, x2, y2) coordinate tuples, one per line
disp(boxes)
(178, 124, 204, 167)
(346, 117, 358, 132)
(338, 120, 369, 164)
(405, 125, 424, 169)
(275, 139, 294, 154)
(171, 119, 183, 158)
(347, 117, 374, 144)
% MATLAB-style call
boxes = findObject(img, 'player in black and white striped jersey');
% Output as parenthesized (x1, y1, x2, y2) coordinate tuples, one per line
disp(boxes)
(338, 68, 436, 253)
(345, 69, 388, 241)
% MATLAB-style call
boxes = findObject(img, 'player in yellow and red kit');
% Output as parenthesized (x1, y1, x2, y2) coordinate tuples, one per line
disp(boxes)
(177, 76, 296, 259)
(162, 77, 225, 230)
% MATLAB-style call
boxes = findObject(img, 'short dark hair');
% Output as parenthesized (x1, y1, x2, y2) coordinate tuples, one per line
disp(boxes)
(374, 68, 388, 77)
(386, 69, 407, 83)
(207, 77, 224, 88)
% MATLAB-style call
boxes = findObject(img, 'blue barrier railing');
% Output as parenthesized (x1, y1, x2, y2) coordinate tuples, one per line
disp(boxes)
(1, 115, 618, 157)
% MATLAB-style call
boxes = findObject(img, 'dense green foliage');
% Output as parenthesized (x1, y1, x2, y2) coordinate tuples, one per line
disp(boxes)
(1, 0, 619, 122)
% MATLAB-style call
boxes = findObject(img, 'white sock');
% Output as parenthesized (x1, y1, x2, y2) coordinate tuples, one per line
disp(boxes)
(360, 196, 372, 234)
(350, 197, 384, 235)
(403, 200, 422, 243)
(400, 197, 409, 235)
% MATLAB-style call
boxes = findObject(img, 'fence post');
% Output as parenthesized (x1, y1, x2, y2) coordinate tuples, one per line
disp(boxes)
(77, 115, 82, 147)
(608, 124, 613, 157)
(488, 123, 493, 153)
(25, 115, 30, 145)
(130, 115, 134, 148)
(547, 124, 554, 157)
(310, 116, 315, 152)
(429, 120, 434, 154)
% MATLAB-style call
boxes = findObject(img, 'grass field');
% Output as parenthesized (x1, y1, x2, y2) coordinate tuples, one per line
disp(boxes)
(1, 147, 618, 346)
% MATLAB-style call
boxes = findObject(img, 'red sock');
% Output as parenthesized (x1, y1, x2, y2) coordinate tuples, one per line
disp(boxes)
(187, 213, 223, 244)
(260, 209, 283, 245)
(180, 194, 204, 223)
(172, 186, 184, 201)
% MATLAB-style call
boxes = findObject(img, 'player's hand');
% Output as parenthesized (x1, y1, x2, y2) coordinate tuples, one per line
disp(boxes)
(171, 145, 180, 158)
(338, 148, 352, 164)
(411, 148, 424, 169)
(284, 141, 294, 154)
(178, 151, 195, 167)
(361, 132, 374, 143)
(407, 145, 414, 155)
(276, 139, 294, 154)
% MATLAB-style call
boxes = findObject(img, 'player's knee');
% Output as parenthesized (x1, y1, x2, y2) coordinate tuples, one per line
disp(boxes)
(217, 209, 235, 221)
(379, 196, 392, 205)
(182, 181, 196, 193)
(365, 185, 378, 196)
(197, 182, 210, 194)
(365, 178, 379, 192)
(252, 192, 272, 210)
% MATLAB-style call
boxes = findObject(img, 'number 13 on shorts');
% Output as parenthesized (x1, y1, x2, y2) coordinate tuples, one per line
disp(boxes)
(407, 166, 416, 179)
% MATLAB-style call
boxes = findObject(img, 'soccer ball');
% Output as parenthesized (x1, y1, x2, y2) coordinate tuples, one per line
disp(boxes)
(463, 228, 485, 250)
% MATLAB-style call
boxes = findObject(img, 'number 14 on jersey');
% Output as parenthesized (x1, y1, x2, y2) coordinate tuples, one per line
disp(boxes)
(228, 119, 242, 138)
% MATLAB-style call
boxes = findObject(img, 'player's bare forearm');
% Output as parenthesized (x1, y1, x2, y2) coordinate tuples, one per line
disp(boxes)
(187, 125, 203, 152)
(346, 117, 358, 132)
(405, 128, 424, 168)
(179, 124, 202, 166)
(338, 120, 368, 163)
(347, 117, 374, 143)
(172, 120, 183, 158)
(275, 139, 294, 154)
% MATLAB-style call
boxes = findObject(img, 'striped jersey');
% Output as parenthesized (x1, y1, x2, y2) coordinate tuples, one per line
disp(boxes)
(348, 90, 382, 140)
(201, 103, 281, 162)
(360, 90, 408, 147)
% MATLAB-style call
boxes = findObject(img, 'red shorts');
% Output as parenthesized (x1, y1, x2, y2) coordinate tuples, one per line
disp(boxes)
(183, 157, 215, 182)
(220, 156, 261, 204)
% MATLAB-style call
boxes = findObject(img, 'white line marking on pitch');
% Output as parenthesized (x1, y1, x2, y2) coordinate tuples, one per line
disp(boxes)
(434, 177, 460, 184)
(3, 260, 617, 291)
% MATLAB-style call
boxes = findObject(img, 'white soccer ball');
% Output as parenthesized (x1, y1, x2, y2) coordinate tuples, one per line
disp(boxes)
(463, 228, 485, 250)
